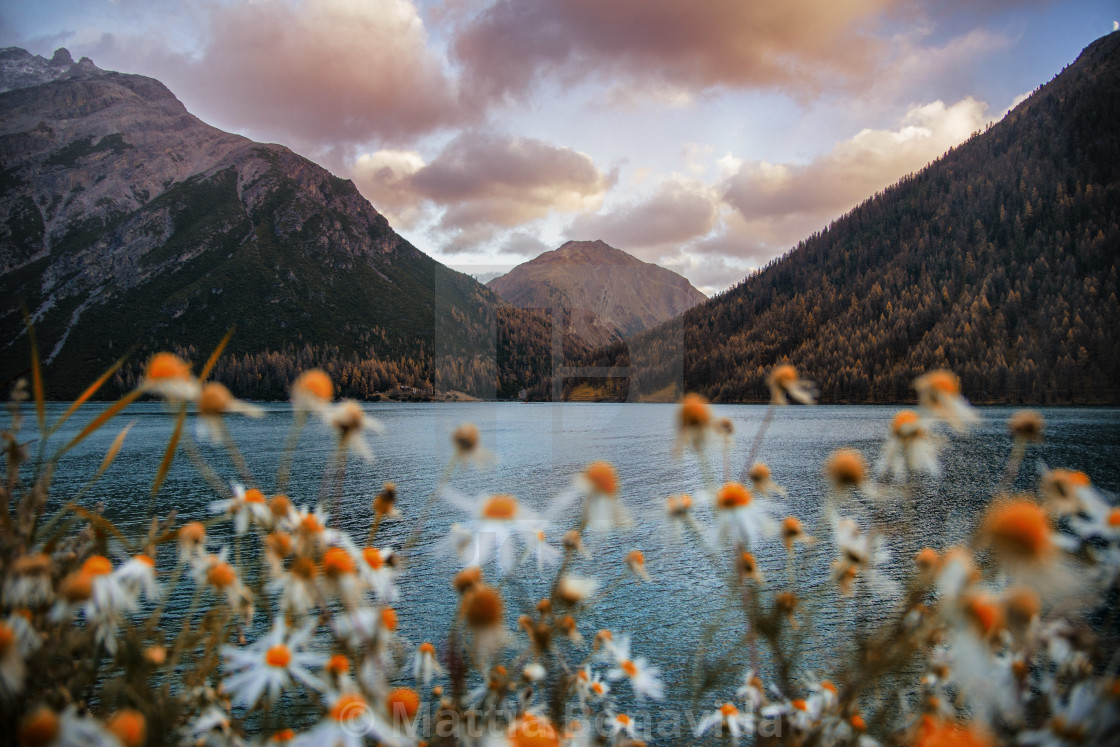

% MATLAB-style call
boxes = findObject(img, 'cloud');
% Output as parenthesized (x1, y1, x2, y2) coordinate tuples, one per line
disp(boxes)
(350, 131, 612, 248)
(722, 97, 989, 234)
(566, 178, 719, 260)
(453, 0, 897, 104)
(114, 0, 464, 149)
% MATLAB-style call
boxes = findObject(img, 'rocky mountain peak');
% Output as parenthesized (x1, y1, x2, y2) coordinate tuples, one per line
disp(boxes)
(0, 46, 98, 93)
(488, 240, 706, 347)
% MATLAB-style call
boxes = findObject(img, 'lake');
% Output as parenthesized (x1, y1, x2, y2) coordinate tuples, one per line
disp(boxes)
(14, 401, 1120, 741)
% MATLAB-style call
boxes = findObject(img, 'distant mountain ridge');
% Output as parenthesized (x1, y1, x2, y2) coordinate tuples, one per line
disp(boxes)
(488, 239, 706, 347)
(571, 32, 1120, 404)
(0, 48, 587, 399)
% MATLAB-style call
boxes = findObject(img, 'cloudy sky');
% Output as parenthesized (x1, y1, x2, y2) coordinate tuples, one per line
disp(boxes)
(3, 1, 1116, 294)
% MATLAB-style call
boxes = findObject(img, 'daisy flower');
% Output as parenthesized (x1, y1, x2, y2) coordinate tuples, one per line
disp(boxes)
(357, 546, 399, 601)
(325, 400, 383, 463)
(4, 553, 53, 608)
(607, 712, 639, 740)
(196, 551, 254, 612)
(196, 381, 264, 442)
(574, 665, 610, 704)
(914, 369, 979, 432)
(767, 364, 816, 405)
(16, 705, 119, 747)
(412, 642, 442, 686)
(290, 369, 333, 415)
(878, 410, 942, 481)
(141, 351, 201, 401)
(294, 692, 416, 747)
(451, 422, 494, 469)
(711, 481, 776, 548)
(568, 461, 632, 531)
(484, 713, 560, 747)
(607, 635, 664, 700)
(830, 519, 898, 598)
(221, 620, 327, 708)
(267, 556, 321, 616)
(461, 584, 508, 666)
(694, 703, 755, 740)
(112, 553, 161, 603)
(331, 606, 383, 649)
(210, 484, 270, 535)
(0, 613, 40, 698)
(747, 462, 786, 497)
(445, 492, 544, 573)
(674, 393, 712, 455)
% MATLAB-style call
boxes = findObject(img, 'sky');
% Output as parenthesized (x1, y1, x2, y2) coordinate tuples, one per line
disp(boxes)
(2, 1, 1117, 295)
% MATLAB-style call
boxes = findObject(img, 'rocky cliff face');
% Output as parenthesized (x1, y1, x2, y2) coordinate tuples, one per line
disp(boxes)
(487, 240, 707, 347)
(0, 48, 498, 395)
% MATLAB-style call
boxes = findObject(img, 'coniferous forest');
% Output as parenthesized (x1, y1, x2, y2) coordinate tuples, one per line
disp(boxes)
(568, 33, 1120, 405)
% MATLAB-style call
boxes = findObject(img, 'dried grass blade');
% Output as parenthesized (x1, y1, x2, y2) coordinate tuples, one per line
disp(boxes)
(199, 327, 234, 382)
(50, 355, 127, 435)
(58, 388, 142, 457)
(23, 310, 46, 436)
(68, 502, 133, 550)
(95, 420, 134, 480)
(151, 404, 187, 497)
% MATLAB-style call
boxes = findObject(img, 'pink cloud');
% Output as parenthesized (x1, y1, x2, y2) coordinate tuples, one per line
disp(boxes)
(453, 0, 896, 103)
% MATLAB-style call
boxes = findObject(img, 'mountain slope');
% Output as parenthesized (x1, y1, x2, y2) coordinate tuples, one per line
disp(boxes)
(488, 239, 706, 347)
(572, 32, 1120, 404)
(0, 48, 586, 399)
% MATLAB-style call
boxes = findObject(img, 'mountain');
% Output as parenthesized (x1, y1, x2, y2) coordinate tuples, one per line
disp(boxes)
(570, 32, 1120, 405)
(487, 239, 707, 348)
(0, 48, 587, 400)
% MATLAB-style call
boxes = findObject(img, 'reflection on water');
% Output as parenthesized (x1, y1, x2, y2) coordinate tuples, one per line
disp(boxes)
(17, 402, 1120, 737)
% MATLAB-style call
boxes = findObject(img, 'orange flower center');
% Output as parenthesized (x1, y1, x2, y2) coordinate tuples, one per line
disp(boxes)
(1109, 508, 1120, 527)
(453, 423, 480, 452)
(915, 547, 940, 569)
(923, 370, 960, 395)
(916, 716, 991, 747)
(381, 607, 398, 631)
(464, 586, 503, 628)
(983, 500, 1053, 561)
(18, 707, 60, 747)
(616, 714, 631, 725)
(82, 555, 113, 576)
(770, 364, 797, 387)
(0, 623, 13, 654)
(792, 699, 808, 711)
(270, 729, 295, 743)
(107, 710, 146, 747)
(265, 644, 291, 667)
(826, 449, 867, 486)
(207, 562, 236, 589)
(199, 382, 233, 414)
(585, 461, 618, 495)
(290, 557, 318, 580)
(627, 550, 645, 566)
(270, 495, 292, 518)
(266, 532, 292, 557)
(508, 714, 560, 747)
(965, 594, 1005, 637)
(294, 369, 333, 401)
(60, 571, 93, 601)
(716, 482, 752, 510)
(327, 654, 350, 674)
(330, 693, 369, 722)
(621, 660, 638, 677)
(146, 352, 191, 381)
(782, 516, 803, 537)
(419, 642, 436, 656)
(481, 494, 519, 520)
(363, 547, 384, 569)
(386, 688, 421, 720)
(591, 682, 604, 695)
(892, 409, 920, 435)
(299, 514, 323, 534)
(821, 680, 837, 694)
(179, 521, 206, 545)
(135, 554, 155, 567)
(322, 547, 355, 576)
(720, 703, 739, 717)
(679, 393, 711, 428)
(748, 462, 771, 482)
(244, 488, 266, 504)
(850, 714, 866, 731)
